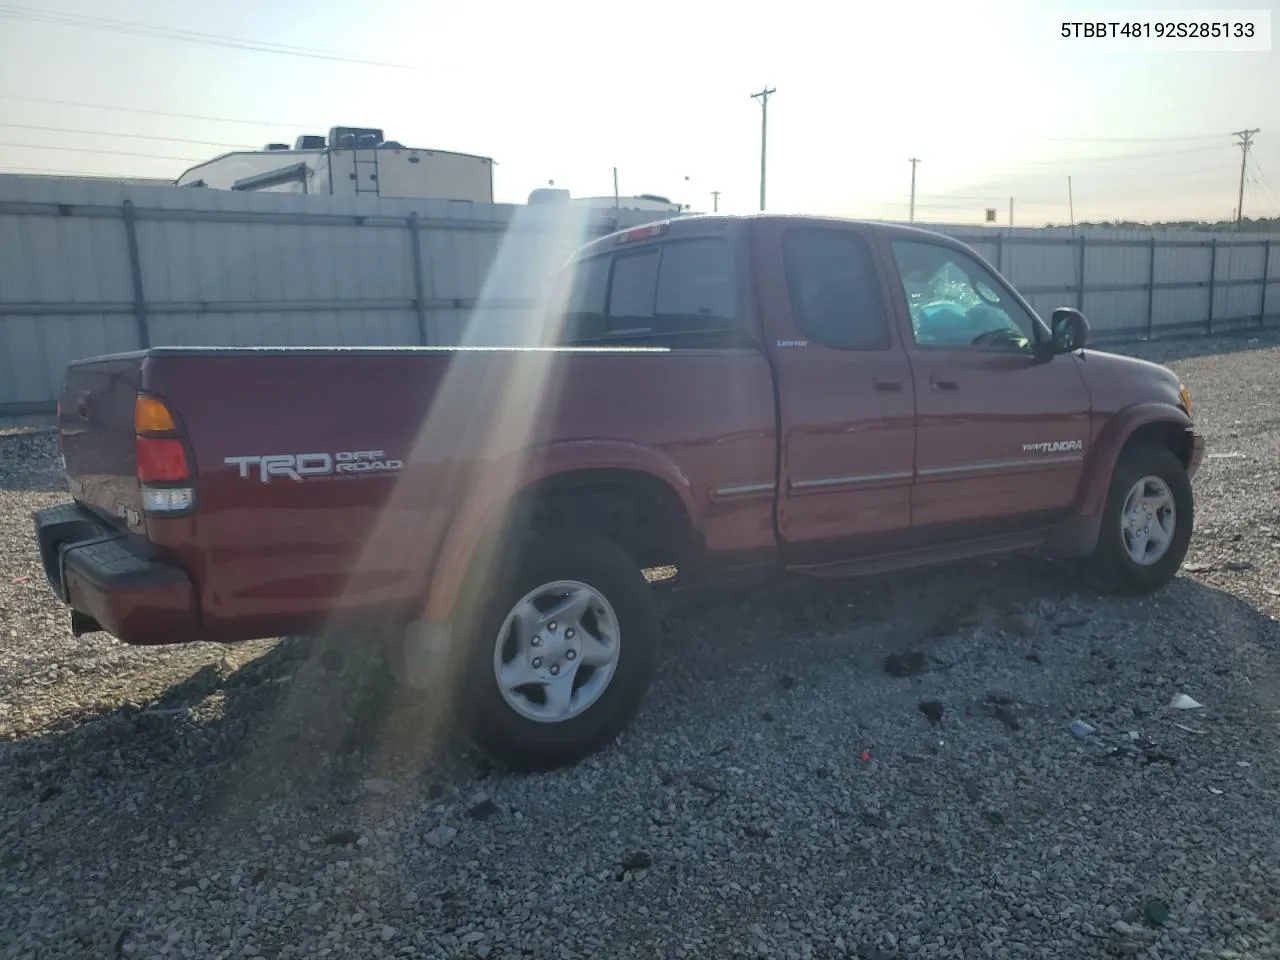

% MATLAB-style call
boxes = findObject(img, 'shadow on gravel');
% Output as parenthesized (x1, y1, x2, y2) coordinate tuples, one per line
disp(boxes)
(4, 553, 1278, 848)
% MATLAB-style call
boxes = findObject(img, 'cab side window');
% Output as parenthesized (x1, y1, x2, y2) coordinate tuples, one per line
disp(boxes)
(552, 237, 743, 347)
(781, 228, 892, 350)
(890, 240, 1039, 352)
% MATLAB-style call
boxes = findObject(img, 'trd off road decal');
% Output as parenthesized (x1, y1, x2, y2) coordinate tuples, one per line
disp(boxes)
(224, 450, 405, 483)
(1021, 440, 1084, 454)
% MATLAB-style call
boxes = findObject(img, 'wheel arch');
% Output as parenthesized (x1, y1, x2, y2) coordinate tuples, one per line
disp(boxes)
(1077, 403, 1194, 519)
(420, 442, 702, 624)
(1050, 403, 1195, 558)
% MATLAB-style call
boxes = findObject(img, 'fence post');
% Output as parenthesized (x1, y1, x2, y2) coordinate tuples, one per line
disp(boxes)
(1207, 238, 1217, 335)
(1145, 235, 1156, 339)
(407, 214, 430, 345)
(1076, 235, 1086, 311)
(121, 200, 150, 349)
(1261, 238, 1271, 327)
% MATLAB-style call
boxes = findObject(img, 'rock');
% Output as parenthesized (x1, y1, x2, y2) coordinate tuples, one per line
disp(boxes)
(425, 826, 457, 849)
(324, 830, 360, 846)
(621, 851, 653, 871)
(363, 778, 394, 797)
(380, 925, 397, 942)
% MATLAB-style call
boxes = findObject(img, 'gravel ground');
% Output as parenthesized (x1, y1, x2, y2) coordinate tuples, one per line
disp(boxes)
(3, 332, 1280, 960)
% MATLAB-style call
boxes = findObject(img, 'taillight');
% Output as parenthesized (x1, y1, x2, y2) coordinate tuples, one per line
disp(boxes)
(135, 394, 177, 434)
(136, 436, 189, 482)
(134, 393, 194, 515)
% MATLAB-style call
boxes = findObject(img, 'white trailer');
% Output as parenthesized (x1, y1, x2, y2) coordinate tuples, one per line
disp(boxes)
(175, 126, 495, 203)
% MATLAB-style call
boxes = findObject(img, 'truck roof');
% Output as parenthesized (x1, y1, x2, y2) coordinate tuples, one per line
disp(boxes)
(572, 213, 976, 262)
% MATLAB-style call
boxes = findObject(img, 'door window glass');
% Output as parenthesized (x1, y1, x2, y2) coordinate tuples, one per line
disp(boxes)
(890, 240, 1039, 352)
(782, 228, 891, 350)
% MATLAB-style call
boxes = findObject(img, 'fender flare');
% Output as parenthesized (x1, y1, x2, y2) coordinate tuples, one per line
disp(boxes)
(420, 439, 701, 622)
(1075, 402, 1193, 519)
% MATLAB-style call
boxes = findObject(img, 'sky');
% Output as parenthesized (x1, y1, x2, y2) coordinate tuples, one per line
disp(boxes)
(0, 0, 1276, 226)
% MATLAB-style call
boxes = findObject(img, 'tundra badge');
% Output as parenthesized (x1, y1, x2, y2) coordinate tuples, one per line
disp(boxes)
(1021, 440, 1084, 454)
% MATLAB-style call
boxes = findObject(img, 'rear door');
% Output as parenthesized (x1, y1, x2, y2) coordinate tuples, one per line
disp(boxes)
(880, 234, 1092, 532)
(755, 220, 917, 562)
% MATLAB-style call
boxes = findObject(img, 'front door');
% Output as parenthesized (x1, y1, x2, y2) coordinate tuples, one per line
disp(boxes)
(756, 221, 917, 562)
(881, 235, 1092, 532)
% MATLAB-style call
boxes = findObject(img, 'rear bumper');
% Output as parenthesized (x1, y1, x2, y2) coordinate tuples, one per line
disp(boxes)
(33, 503, 199, 646)
(1187, 427, 1206, 479)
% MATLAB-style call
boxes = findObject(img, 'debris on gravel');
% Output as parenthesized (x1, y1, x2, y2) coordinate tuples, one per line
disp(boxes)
(4, 331, 1280, 959)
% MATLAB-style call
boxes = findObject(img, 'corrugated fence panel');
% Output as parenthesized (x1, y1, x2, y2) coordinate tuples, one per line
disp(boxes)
(1152, 244, 1213, 335)
(1214, 241, 1266, 330)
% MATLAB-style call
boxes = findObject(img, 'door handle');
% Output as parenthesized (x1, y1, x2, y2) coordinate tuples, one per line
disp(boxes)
(873, 378, 903, 392)
(931, 378, 959, 392)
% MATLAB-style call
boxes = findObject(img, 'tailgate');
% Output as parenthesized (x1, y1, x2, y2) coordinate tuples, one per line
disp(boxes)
(58, 352, 148, 534)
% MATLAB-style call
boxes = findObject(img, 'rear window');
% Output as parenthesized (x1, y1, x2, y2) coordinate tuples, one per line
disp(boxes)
(550, 237, 745, 347)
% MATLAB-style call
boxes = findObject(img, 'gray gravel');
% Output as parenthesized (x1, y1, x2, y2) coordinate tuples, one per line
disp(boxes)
(4, 332, 1280, 960)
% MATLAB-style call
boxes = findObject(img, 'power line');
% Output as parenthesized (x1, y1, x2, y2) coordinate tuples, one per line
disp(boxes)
(1014, 143, 1233, 166)
(0, 141, 204, 161)
(1026, 131, 1232, 144)
(1247, 156, 1280, 216)
(0, 93, 319, 129)
(0, 122, 252, 149)
(0, 165, 171, 178)
(0, 3, 408, 67)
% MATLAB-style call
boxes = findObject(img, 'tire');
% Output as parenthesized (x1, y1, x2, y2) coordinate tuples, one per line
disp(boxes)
(454, 531, 661, 771)
(1088, 443, 1194, 595)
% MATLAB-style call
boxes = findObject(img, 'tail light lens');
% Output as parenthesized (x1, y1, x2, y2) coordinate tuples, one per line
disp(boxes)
(135, 394, 178, 434)
(136, 436, 189, 483)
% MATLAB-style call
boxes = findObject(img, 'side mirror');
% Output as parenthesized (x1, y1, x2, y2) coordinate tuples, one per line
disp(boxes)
(1049, 307, 1090, 353)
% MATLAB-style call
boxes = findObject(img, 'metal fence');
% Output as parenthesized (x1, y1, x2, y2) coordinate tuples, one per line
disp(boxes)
(933, 225, 1278, 341)
(0, 175, 661, 414)
(2, 173, 1278, 415)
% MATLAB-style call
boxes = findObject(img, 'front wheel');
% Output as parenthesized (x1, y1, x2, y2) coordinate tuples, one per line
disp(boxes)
(456, 532, 661, 771)
(1088, 444, 1194, 594)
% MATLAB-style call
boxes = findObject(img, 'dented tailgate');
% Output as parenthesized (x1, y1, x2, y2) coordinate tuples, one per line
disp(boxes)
(58, 352, 149, 535)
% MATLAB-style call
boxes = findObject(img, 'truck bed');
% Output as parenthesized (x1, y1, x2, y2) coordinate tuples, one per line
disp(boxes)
(44, 345, 778, 644)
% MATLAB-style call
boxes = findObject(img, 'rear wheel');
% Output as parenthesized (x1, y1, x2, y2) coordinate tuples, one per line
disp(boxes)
(456, 531, 661, 771)
(1088, 444, 1194, 594)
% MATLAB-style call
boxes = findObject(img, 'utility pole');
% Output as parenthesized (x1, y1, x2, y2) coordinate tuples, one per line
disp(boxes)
(1233, 128, 1259, 225)
(751, 86, 776, 211)
(908, 158, 921, 222)
(711, 190, 721, 213)
(1009, 196, 1014, 227)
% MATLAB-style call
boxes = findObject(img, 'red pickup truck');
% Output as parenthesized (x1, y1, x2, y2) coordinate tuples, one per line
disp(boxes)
(34, 214, 1204, 768)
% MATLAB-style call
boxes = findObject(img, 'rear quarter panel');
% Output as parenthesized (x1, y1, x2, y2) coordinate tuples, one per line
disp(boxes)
(145, 346, 777, 640)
